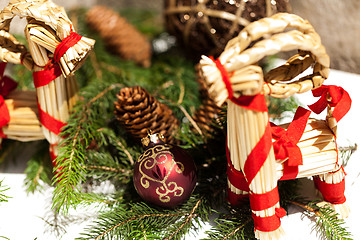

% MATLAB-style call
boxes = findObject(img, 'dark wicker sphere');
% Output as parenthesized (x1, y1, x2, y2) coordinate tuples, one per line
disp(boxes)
(164, 0, 290, 59)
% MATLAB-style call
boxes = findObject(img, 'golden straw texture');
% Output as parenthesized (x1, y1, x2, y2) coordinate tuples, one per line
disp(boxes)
(200, 13, 330, 106)
(3, 90, 44, 142)
(0, 0, 95, 76)
(274, 119, 338, 179)
(0, 0, 93, 145)
(199, 13, 335, 239)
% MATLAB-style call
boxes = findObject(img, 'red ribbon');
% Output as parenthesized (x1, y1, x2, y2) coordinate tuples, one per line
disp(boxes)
(226, 139, 250, 206)
(252, 207, 286, 232)
(33, 62, 62, 88)
(0, 62, 18, 138)
(54, 32, 82, 63)
(37, 103, 66, 135)
(33, 61, 66, 136)
(313, 176, 346, 204)
(308, 85, 351, 122)
(210, 57, 268, 112)
(0, 96, 9, 138)
(211, 57, 286, 231)
(226, 139, 249, 191)
(271, 107, 311, 180)
(227, 190, 249, 207)
(243, 122, 273, 184)
(249, 187, 281, 211)
(231, 94, 269, 112)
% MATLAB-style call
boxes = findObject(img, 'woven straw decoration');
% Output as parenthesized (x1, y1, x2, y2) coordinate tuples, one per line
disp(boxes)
(199, 13, 349, 239)
(0, 0, 95, 156)
(3, 90, 44, 142)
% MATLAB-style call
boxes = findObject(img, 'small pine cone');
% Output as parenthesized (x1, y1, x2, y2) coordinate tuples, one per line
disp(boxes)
(195, 64, 211, 100)
(193, 64, 223, 136)
(86, 5, 151, 67)
(115, 86, 179, 144)
(192, 98, 223, 137)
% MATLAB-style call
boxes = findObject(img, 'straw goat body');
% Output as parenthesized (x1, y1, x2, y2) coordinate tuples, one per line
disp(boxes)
(200, 13, 349, 240)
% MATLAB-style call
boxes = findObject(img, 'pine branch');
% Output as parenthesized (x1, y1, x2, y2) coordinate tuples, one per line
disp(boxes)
(163, 199, 202, 240)
(339, 143, 357, 167)
(85, 165, 131, 174)
(24, 141, 52, 193)
(290, 201, 353, 240)
(268, 95, 299, 120)
(84, 151, 132, 182)
(95, 212, 181, 240)
(203, 213, 255, 240)
(219, 218, 252, 240)
(52, 84, 124, 213)
(79, 196, 211, 240)
(0, 179, 10, 203)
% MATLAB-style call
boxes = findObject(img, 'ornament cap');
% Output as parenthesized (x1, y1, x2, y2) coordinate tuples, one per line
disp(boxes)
(141, 131, 166, 147)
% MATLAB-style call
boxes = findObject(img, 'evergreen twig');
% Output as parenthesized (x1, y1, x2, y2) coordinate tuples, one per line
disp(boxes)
(220, 218, 252, 240)
(0, 179, 10, 203)
(163, 199, 201, 240)
(95, 212, 181, 240)
(113, 138, 134, 165)
(85, 165, 131, 174)
(339, 144, 357, 167)
(24, 141, 52, 193)
(79, 196, 210, 240)
(52, 83, 124, 213)
(290, 201, 353, 240)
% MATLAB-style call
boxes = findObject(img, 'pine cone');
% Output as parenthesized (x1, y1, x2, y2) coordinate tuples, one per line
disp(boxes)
(195, 64, 212, 100)
(114, 86, 179, 144)
(193, 98, 223, 136)
(86, 5, 151, 67)
(193, 64, 223, 137)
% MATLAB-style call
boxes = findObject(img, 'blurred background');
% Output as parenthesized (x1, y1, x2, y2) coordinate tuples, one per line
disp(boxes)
(1, 0, 360, 73)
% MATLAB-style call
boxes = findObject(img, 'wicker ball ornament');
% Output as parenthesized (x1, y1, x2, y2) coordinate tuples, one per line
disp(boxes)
(164, 0, 291, 58)
(133, 133, 197, 208)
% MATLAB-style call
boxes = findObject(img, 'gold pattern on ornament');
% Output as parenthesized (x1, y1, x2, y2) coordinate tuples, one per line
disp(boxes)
(138, 144, 185, 203)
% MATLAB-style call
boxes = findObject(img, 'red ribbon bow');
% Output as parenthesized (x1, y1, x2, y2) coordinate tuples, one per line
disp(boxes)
(0, 62, 18, 138)
(308, 85, 351, 122)
(271, 107, 311, 179)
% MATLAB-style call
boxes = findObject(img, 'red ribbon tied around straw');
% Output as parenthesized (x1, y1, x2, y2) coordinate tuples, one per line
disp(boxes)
(210, 57, 268, 112)
(308, 85, 351, 122)
(54, 32, 82, 63)
(0, 62, 18, 138)
(271, 107, 311, 167)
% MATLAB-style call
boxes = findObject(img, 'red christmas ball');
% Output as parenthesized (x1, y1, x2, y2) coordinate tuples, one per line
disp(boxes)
(133, 133, 197, 208)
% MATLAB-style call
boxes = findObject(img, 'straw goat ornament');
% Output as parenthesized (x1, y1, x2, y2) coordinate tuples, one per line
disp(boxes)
(0, 0, 95, 169)
(199, 13, 351, 239)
